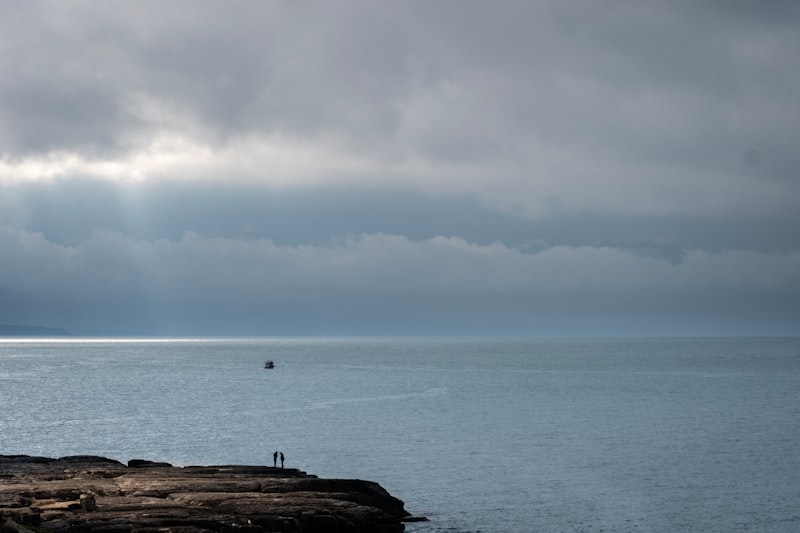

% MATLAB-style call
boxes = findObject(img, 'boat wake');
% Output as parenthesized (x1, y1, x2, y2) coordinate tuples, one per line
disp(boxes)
(276, 387, 448, 412)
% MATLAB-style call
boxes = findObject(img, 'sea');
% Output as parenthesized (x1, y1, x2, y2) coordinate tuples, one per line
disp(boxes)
(1, 337, 799, 532)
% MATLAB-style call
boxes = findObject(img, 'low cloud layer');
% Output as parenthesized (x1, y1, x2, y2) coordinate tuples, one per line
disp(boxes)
(6, 227, 799, 295)
(2, 223, 798, 335)
(1, 1, 799, 335)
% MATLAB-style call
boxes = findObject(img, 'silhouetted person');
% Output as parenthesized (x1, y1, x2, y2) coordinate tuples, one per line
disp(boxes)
(280, 452, 285, 468)
(273, 451, 278, 467)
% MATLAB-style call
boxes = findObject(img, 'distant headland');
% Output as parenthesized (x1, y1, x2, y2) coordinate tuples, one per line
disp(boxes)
(0, 325, 71, 337)
(0, 455, 423, 532)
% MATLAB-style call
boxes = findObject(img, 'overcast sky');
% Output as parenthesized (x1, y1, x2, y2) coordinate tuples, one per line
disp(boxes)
(1, 1, 799, 336)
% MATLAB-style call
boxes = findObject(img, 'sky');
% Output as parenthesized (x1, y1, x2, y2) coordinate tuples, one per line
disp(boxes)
(1, 0, 799, 336)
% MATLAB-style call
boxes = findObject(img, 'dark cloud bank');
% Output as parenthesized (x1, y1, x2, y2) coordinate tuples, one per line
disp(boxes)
(2, 180, 798, 336)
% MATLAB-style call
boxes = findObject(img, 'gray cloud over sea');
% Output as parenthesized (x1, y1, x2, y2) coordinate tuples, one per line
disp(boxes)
(1, 1, 799, 335)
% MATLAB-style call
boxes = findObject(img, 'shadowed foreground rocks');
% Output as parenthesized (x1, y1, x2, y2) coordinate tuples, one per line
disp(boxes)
(0, 455, 423, 533)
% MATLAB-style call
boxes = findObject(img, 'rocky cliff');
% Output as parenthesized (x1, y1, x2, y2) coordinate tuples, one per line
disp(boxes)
(0, 455, 422, 533)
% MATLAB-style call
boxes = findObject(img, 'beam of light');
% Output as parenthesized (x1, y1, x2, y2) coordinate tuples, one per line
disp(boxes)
(0, 134, 375, 187)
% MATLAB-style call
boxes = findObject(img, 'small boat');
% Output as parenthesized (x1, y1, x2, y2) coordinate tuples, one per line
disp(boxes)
(264, 360, 275, 369)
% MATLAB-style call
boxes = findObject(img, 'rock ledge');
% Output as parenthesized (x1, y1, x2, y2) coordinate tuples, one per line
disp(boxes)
(0, 455, 420, 533)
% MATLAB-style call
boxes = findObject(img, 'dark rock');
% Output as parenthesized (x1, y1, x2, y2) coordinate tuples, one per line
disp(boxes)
(0, 456, 55, 466)
(56, 456, 126, 467)
(127, 460, 173, 468)
(0, 456, 415, 533)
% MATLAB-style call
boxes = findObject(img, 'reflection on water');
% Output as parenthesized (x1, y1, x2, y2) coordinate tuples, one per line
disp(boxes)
(2, 337, 799, 532)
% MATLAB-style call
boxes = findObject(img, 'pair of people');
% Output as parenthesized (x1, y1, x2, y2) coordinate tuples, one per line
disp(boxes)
(272, 451, 285, 468)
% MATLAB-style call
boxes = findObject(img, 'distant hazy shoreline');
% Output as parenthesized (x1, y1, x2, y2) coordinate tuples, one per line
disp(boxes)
(0, 324, 71, 337)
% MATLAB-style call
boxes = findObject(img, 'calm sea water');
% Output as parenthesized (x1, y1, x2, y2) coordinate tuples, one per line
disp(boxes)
(1, 337, 799, 532)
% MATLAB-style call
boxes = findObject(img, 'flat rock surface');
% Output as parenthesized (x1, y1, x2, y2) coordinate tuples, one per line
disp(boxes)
(0, 455, 416, 533)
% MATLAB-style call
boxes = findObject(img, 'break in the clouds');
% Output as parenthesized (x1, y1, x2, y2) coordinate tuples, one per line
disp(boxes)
(1, 1, 799, 335)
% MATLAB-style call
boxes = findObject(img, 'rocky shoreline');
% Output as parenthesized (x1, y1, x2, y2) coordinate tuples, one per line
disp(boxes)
(0, 455, 424, 533)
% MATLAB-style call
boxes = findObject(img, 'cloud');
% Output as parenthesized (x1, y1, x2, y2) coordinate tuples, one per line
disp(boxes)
(2, 225, 797, 311)
(2, 1, 799, 219)
(1, 2, 799, 335)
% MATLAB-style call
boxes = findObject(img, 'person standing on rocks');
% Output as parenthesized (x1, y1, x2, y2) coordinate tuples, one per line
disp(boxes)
(280, 452, 285, 468)
(273, 451, 278, 467)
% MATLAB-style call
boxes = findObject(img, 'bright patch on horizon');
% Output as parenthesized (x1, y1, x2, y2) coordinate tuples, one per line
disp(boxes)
(0, 135, 375, 187)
